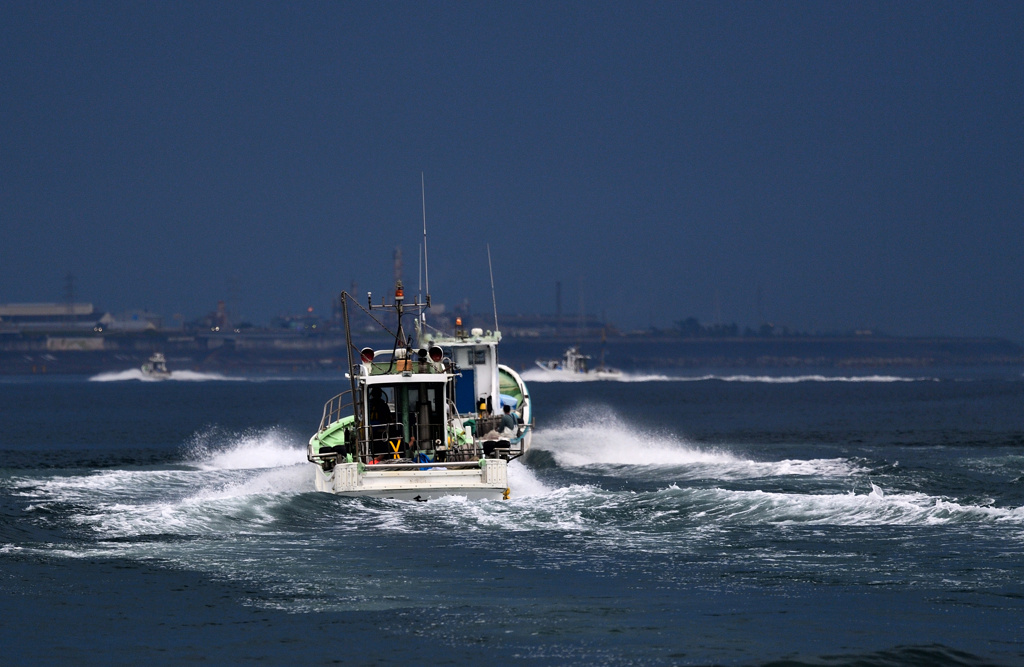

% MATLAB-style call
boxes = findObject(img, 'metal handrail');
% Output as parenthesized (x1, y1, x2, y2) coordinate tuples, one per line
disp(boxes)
(319, 389, 354, 432)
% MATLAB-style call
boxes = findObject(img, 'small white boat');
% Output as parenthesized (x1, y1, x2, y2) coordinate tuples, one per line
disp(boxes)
(140, 352, 171, 379)
(307, 282, 533, 501)
(536, 346, 621, 379)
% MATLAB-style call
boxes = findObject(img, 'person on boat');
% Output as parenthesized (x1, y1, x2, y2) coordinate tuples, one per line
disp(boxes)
(501, 404, 517, 436)
(368, 387, 394, 453)
(480, 404, 516, 458)
(368, 387, 392, 424)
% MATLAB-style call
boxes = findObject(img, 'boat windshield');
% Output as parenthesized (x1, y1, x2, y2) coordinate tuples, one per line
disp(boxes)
(363, 381, 447, 460)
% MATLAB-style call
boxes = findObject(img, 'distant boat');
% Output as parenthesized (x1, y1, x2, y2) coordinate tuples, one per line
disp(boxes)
(140, 353, 171, 379)
(535, 346, 621, 379)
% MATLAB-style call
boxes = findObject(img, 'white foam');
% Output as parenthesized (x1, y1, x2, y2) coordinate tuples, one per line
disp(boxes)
(520, 369, 675, 383)
(519, 370, 936, 384)
(89, 369, 238, 382)
(166, 370, 234, 381)
(457, 482, 1024, 535)
(542, 419, 735, 468)
(185, 427, 307, 470)
(190, 464, 311, 501)
(680, 374, 935, 383)
(89, 369, 158, 382)
(14, 426, 313, 541)
(533, 406, 862, 480)
(685, 484, 1024, 526)
(506, 459, 552, 497)
(368, 483, 606, 535)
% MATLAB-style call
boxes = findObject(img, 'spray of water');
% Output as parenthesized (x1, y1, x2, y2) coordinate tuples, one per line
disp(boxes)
(184, 426, 308, 470)
(531, 404, 861, 481)
(89, 369, 237, 382)
(520, 369, 676, 383)
(12, 412, 1022, 565)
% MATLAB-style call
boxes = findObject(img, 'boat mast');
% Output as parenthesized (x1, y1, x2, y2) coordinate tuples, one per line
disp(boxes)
(340, 291, 361, 451)
(368, 280, 431, 353)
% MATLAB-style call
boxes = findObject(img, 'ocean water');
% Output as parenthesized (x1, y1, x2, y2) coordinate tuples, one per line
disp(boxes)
(1, 369, 1023, 666)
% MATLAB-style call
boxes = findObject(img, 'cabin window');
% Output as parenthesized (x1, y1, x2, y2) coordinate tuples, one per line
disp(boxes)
(473, 349, 486, 365)
(367, 382, 446, 453)
(404, 383, 444, 448)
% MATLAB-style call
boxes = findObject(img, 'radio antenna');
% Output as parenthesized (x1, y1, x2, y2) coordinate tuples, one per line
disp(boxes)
(487, 243, 498, 332)
(420, 172, 430, 302)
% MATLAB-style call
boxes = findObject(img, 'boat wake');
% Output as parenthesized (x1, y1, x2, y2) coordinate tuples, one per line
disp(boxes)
(681, 373, 938, 383)
(520, 370, 938, 383)
(520, 368, 674, 383)
(184, 426, 308, 471)
(530, 405, 863, 480)
(6, 419, 1023, 616)
(89, 369, 240, 382)
(16, 428, 310, 540)
(13, 415, 1019, 553)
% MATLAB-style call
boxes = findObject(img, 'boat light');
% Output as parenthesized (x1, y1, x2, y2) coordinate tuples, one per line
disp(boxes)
(417, 348, 428, 361)
(429, 346, 443, 362)
(360, 347, 375, 363)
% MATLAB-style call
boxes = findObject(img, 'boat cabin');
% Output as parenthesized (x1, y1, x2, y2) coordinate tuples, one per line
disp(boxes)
(421, 326, 503, 416)
(361, 374, 449, 461)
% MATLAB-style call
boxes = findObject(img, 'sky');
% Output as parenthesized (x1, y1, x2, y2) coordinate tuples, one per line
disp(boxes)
(2, 1, 1022, 340)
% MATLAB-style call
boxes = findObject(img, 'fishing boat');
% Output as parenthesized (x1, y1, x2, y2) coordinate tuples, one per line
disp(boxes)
(140, 352, 171, 379)
(535, 345, 621, 379)
(307, 282, 533, 501)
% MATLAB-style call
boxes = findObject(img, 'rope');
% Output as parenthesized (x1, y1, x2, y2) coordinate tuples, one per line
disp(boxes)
(342, 292, 398, 339)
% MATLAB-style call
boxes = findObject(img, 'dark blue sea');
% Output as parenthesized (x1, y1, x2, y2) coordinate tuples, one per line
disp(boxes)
(2, 367, 1023, 666)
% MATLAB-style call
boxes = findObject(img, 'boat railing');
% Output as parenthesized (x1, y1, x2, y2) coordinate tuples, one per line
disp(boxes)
(356, 418, 449, 459)
(324, 415, 524, 465)
(318, 441, 525, 466)
(314, 401, 530, 466)
(319, 390, 354, 432)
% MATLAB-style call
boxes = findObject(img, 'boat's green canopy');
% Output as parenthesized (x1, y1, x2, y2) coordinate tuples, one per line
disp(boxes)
(498, 367, 523, 406)
(311, 414, 355, 453)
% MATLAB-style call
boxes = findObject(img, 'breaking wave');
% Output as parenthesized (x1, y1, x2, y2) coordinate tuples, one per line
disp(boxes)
(16, 428, 309, 540)
(531, 405, 863, 480)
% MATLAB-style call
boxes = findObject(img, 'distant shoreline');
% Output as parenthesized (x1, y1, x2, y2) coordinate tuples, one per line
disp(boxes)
(1, 329, 1020, 374)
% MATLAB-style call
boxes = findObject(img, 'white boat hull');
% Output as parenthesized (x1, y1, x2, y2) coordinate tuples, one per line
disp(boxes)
(313, 460, 509, 501)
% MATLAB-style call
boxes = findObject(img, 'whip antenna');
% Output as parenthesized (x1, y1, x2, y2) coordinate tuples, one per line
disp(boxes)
(487, 243, 498, 332)
(421, 172, 430, 302)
